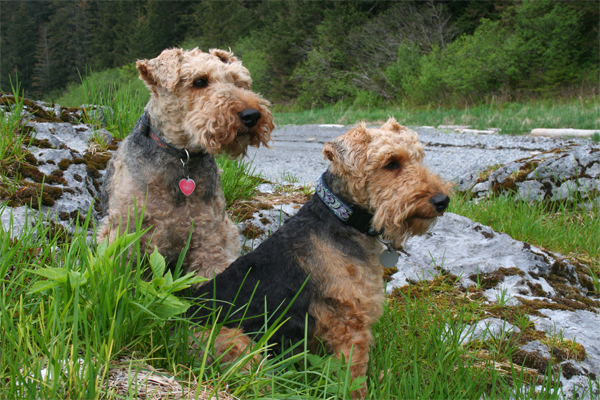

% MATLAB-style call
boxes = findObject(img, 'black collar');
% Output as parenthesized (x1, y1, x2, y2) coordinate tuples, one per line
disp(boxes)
(315, 173, 381, 236)
(138, 113, 208, 160)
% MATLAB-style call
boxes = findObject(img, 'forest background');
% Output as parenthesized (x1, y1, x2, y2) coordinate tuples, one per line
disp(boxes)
(1, 0, 598, 110)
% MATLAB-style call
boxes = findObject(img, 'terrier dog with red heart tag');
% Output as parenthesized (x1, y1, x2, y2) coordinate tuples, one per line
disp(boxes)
(98, 47, 274, 280)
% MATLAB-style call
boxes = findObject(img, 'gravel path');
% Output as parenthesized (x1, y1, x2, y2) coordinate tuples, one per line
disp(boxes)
(246, 124, 592, 185)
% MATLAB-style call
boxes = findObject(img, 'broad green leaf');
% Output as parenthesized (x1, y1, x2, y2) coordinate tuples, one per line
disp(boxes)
(28, 280, 60, 294)
(27, 267, 68, 283)
(68, 270, 88, 287)
(149, 247, 166, 278)
(163, 270, 173, 288)
(151, 277, 165, 288)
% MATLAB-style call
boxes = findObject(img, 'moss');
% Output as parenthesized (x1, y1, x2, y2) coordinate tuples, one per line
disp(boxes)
(382, 266, 398, 283)
(473, 225, 495, 239)
(526, 281, 547, 297)
(23, 152, 38, 166)
(477, 164, 503, 183)
(59, 107, 84, 123)
(93, 200, 102, 214)
(19, 164, 46, 183)
(86, 164, 101, 179)
(45, 220, 72, 245)
(543, 338, 586, 362)
(229, 201, 272, 222)
(561, 362, 582, 379)
(241, 222, 265, 239)
(512, 349, 550, 375)
(58, 159, 72, 171)
(28, 137, 55, 149)
(2, 183, 64, 209)
(468, 267, 524, 289)
(550, 259, 577, 284)
(59, 212, 70, 221)
(73, 174, 82, 182)
(514, 161, 539, 182)
(84, 153, 112, 170)
(259, 217, 270, 225)
(574, 265, 597, 293)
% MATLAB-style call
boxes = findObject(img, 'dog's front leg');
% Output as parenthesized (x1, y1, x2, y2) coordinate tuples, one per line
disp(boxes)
(321, 318, 372, 399)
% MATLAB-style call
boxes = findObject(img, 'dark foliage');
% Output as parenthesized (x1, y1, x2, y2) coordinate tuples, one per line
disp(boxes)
(1, 0, 597, 106)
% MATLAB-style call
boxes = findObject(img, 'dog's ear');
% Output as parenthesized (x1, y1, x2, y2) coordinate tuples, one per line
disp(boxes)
(380, 117, 403, 133)
(323, 123, 369, 173)
(137, 48, 183, 92)
(209, 48, 239, 64)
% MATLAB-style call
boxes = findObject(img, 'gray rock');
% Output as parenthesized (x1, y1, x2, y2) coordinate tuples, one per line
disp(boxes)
(585, 162, 600, 178)
(533, 309, 600, 398)
(471, 181, 490, 194)
(520, 340, 551, 359)
(450, 318, 520, 344)
(457, 144, 600, 205)
(516, 180, 545, 202)
(1, 110, 114, 238)
(29, 122, 93, 153)
(490, 162, 521, 184)
(382, 212, 599, 399)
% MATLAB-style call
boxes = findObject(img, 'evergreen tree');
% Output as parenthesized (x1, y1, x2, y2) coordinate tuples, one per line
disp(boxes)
(1, 1, 49, 94)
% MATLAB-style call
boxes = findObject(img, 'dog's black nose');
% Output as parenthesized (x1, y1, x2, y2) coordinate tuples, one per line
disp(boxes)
(430, 194, 450, 213)
(238, 108, 261, 128)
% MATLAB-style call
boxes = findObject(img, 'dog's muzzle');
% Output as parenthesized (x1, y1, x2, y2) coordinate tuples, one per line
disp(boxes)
(238, 108, 261, 128)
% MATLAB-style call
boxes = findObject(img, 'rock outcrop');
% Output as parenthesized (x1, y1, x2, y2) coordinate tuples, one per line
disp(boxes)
(457, 144, 600, 209)
(0, 94, 117, 237)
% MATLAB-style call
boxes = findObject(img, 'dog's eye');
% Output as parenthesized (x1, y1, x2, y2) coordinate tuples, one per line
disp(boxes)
(384, 161, 400, 170)
(193, 78, 208, 88)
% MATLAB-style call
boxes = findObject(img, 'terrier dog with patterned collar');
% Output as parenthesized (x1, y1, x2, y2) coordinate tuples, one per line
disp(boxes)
(188, 118, 451, 398)
(98, 48, 274, 279)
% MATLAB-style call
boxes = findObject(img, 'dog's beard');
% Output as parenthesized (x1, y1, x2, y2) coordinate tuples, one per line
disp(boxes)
(185, 104, 273, 158)
(372, 203, 439, 249)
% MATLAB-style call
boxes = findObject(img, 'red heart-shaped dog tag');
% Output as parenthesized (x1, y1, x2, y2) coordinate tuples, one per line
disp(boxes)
(179, 178, 196, 196)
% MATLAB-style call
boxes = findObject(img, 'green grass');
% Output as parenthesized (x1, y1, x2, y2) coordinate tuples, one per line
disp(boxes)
(274, 97, 600, 135)
(55, 66, 149, 139)
(0, 82, 34, 172)
(1, 209, 572, 399)
(217, 155, 264, 207)
(3, 72, 599, 399)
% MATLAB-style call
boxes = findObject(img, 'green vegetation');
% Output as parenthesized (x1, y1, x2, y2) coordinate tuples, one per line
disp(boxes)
(217, 155, 264, 207)
(0, 83, 34, 162)
(2, 211, 582, 399)
(274, 97, 600, 134)
(2, 1, 599, 395)
(55, 68, 600, 135)
(3, 1, 598, 108)
(57, 67, 149, 140)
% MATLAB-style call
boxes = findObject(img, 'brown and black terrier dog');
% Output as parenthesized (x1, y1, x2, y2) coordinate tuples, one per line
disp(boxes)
(98, 48, 274, 280)
(189, 118, 451, 398)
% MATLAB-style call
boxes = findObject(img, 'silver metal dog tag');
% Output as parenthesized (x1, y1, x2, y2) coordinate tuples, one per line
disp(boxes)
(380, 249, 399, 268)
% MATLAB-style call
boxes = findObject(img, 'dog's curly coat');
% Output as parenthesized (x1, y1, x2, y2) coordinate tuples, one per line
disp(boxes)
(189, 118, 451, 398)
(98, 48, 274, 279)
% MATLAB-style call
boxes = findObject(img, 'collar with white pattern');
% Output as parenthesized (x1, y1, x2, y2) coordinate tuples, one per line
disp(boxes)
(315, 173, 381, 236)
